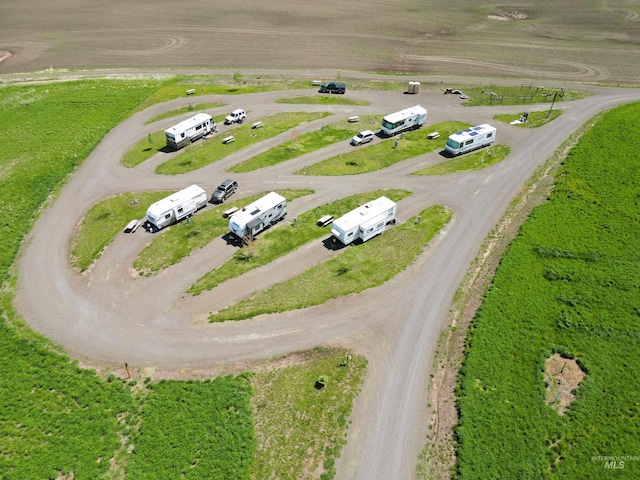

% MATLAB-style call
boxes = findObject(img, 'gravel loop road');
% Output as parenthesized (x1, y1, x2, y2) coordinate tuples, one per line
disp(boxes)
(13, 76, 640, 479)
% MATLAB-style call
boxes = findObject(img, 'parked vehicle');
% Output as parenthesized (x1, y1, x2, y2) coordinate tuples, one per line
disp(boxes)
(228, 192, 287, 239)
(210, 179, 238, 204)
(224, 109, 246, 125)
(145, 185, 208, 231)
(319, 82, 346, 94)
(350, 130, 375, 146)
(164, 113, 216, 150)
(380, 105, 427, 137)
(445, 124, 496, 156)
(331, 196, 397, 245)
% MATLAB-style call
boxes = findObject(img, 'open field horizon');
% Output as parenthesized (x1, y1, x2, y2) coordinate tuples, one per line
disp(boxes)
(1, 0, 640, 84)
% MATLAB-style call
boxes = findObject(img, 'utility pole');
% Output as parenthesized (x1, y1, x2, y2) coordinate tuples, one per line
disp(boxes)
(547, 92, 557, 118)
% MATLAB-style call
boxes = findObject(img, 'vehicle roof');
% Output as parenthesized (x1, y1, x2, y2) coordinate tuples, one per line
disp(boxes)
(358, 130, 374, 136)
(219, 179, 236, 187)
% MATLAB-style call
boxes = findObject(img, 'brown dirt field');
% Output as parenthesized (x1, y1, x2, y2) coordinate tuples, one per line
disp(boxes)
(1, 0, 640, 84)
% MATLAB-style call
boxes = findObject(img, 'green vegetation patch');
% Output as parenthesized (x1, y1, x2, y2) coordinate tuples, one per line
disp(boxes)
(122, 130, 168, 168)
(276, 95, 369, 106)
(493, 109, 563, 128)
(250, 347, 366, 479)
(455, 102, 640, 478)
(72, 191, 172, 272)
(134, 190, 313, 275)
(156, 111, 333, 175)
(126, 374, 255, 480)
(412, 144, 510, 176)
(229, 115, 381, 173)
(0, 318, 135, 479)
(0, 79, 161, 283)
(296, 121, 469, 176)
(189, 189, 412, 295)
(210, 205, 452, 322)
(451, 85, 589, 106)
(144, 102, 227, 125)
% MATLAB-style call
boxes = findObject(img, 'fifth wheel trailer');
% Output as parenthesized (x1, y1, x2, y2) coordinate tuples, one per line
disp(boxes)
(145, 185, 208, 231)
(331, 196, 397, 245)
(164, 113, 216, 150)
(445, 124, 496, 156)
(380, 105, 427, 137)
(228, 192, 287, 239)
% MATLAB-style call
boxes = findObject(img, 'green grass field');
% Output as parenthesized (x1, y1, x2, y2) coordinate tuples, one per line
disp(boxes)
(210, 204, 452, 322)
(455, 103, 640, 478)
(189, 190, 412, 295)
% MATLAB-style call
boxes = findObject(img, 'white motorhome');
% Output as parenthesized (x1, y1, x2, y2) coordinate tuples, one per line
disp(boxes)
(445, 124, 496, 156)
(228, 192, 287, 239)
(331, 196, 397, 245)
(380, 105, 427, 137)
(145, 185, 208, 231)
(164, 113, 216, 150)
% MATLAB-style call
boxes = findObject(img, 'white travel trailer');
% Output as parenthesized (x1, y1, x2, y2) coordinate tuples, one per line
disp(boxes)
(331, 196, 397, 245)
(380, 105, 427, 137)
(164, 113, 216, 150)
(445, 124, 496, 156)
(145, 185, 208, 231)
(228, 192, 287, 239)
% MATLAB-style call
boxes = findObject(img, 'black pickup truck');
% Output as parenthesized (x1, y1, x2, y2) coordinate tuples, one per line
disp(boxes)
(319, 82, 346, 94)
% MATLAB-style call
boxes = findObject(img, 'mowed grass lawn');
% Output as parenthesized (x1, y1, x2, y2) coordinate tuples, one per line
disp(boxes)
(412, 144, 510, 176)
(210, 205, 453, 322)
(133, 190, 313, 275)
(189, 189, 412, 295)
(156, 111, 333, 174)
(229, 115, 381, 173)
(296, 121, 469, 175)
(456, 102, 640, 478)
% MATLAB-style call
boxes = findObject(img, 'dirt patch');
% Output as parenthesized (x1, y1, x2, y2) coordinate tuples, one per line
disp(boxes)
(544, 354, 585, 415)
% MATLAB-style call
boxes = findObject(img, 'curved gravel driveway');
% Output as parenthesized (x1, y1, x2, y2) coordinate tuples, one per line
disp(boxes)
(15, 77, 640, 479)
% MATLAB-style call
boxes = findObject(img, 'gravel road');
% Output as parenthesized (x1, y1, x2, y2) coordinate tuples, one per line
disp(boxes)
(14, 75, 640, 479)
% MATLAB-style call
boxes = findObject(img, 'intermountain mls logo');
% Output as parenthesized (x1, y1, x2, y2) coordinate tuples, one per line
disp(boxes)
(592, 455, 638, 469)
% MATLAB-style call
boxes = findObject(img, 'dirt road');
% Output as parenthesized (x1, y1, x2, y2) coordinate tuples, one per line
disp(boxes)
(14, 77, 640, 479)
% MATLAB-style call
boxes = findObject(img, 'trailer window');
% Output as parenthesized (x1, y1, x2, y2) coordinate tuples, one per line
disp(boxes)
(164, 213, 171, 220)
(487, 132, 493, 138)
(465, 139, 474, 146)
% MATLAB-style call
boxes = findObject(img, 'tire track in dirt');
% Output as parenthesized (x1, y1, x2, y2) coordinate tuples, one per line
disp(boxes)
(398, 55, 610, 81)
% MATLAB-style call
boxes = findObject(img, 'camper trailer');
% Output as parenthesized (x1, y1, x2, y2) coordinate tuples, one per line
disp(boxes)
(331, 196, 397, 245)
(380, 105, 427, 137)
(145, 185, 208, 231)
(164, 113, 216, 150)
(445, 124, 496, 156)
(228, 192, 287, 239)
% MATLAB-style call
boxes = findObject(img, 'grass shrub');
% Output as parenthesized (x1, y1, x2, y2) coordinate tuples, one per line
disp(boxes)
(134, 189, 313, 275)
(189, 189, 412, 295)
(156, 112, 333, 175)
(455, 102, 640, 478)
(72, 191, 172, 271)
(296, 121, 469, 175)
(228, 115, 381, 173)
(209, 205, 452, 322)
(250, 347, 366, 479)
(412, 144, 510, 176)
(126, 374, 255, 480)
